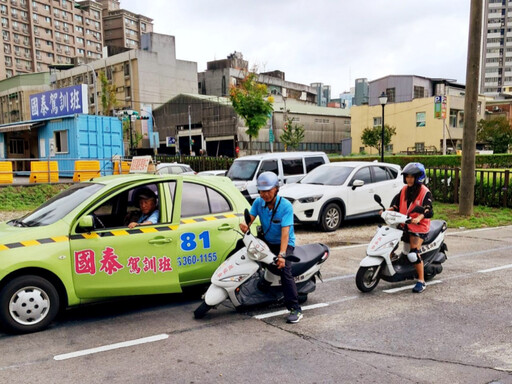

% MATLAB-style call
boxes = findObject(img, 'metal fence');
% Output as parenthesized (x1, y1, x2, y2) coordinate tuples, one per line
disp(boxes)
(426, 167, 511, 208)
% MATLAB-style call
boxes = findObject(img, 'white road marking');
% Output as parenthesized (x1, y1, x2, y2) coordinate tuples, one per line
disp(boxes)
(54, 334, 169, 361)
(323, 274, 355, 282)
(253, 302, 329, 320)
(383, 280, 442, 294)
(478, 264, 512, 273)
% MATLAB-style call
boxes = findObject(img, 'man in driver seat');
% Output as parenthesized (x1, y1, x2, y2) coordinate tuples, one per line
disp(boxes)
(128, 187, 159, 228)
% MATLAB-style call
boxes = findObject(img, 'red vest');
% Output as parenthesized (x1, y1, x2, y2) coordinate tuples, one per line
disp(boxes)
(399, 184, 431, 234)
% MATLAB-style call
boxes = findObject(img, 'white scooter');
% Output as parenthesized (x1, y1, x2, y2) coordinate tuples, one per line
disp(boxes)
(194, 210, 330, 318)
(355, 195, 448, 292)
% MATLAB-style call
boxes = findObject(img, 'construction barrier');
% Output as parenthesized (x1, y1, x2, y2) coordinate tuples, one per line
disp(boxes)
(29, 161, 59, 183)
(113, 160, 131, 175)
(73, 160, 101, 182)
(0, 161, 13, 184)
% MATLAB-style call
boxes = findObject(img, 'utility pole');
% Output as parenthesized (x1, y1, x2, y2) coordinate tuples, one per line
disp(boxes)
(188, 105, 192, 156)
(459, 0, 482, 216)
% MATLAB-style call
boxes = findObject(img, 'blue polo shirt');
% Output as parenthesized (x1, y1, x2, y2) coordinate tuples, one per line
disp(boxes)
(138, 210, 159, 225)
(250, 195, 295, 247)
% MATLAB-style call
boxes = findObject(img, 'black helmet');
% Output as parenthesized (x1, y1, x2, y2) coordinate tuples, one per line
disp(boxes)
(402, 162, 426, 184)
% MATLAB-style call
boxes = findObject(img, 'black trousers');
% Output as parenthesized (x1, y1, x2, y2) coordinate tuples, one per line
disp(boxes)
(266, 243, 301, 311)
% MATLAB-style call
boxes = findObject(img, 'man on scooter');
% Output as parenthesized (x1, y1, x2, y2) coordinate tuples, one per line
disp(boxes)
(387, 162, 433, 293)
(239, 171, 303, 323)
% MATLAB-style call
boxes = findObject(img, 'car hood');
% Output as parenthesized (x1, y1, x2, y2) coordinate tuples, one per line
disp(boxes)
(0, 220, 71, 249)
(280, 183, 331, 199)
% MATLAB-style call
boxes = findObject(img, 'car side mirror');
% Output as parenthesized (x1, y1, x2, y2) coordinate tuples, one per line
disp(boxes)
(351, 179, 364, 190)
(78, 215, 94, 230)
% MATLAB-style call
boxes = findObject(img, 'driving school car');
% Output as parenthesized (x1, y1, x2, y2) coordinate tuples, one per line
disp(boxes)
(0, 173, 251, 334)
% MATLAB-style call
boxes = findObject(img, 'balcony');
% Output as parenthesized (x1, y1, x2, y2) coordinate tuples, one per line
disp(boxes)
(14, 50, 20, 56)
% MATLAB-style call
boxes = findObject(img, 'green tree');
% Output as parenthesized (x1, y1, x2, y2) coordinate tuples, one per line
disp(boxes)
(229, 73, 274, 154)
(477, 116, 512, 153)
(361, 125, 396, 154)
(99, 70, 117, 116)
(280, 117, 305, 151)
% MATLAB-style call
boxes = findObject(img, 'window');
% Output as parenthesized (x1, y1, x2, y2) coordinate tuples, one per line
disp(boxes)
(351, 167, 372, 185)
(180, 183, 230, 217)
(415, 142, 425, 152)
(305, 156, 325, 173)
(282, 158, 304, 176)
(258, 160, 278, 175)
(373, 117, 382, 127)
(416, 112, 426, 127)
(207, 188, 231, 214)
(124, 62, 129, 75)
(9, 138, 24, 154)
(54, 130, 68, 153)
(372, 166, 391, 182)
(413, 86, 425, 99)
(386, 88, 395, 103)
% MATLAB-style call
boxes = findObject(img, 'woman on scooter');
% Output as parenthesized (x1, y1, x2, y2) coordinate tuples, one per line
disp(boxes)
(387, 162, 433, 293)
(239, 171, 303, 323)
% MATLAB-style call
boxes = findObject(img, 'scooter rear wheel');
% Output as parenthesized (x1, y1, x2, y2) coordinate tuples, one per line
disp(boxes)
(194, 301, 212, 319)
(355, 266, 381, 293)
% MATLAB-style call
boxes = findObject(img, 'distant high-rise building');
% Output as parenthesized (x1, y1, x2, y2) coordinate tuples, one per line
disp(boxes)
(0, 0, 104, 79)
(310, 82, 331, 107)
(353, 78, 369, 106)
(481, 0, 511, 95)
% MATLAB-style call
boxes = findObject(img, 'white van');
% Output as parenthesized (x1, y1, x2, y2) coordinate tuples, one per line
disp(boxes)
(226, 152, 330, 202)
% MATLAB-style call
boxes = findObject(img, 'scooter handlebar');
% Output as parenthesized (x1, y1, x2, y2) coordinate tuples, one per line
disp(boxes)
(381, 210, 411, 225)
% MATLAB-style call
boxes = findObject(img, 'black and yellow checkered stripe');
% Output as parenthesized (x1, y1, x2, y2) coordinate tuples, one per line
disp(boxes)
(0, 213, 244, 252)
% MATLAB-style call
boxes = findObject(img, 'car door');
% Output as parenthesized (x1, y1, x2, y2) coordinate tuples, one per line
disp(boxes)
(70, 181, 181, 298)
(370, 165, 402, 207)
(175, 180, 240, 284)
(346, 166, 376, 216)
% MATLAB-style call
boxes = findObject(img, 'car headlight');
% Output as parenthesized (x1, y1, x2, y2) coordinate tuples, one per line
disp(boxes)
(298, 195, 323, 204)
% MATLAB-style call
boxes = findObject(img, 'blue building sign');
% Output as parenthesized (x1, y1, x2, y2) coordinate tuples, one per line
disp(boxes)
(30, 84, 89, 120)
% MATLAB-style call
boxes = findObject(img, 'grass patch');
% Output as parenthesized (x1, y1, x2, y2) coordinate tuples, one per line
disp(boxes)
(434, 202, 512, 229)
(0, 184, 71, 210)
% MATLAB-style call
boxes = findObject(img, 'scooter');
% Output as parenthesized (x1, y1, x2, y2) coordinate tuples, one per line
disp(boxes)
(355, 195, 448, 293)
(194, 210, 330, 318)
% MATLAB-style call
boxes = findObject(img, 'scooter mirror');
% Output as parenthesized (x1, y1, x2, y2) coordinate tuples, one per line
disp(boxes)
(285, 255, 300, 262)
(244, 209, 251, 225)
(374, 194, 382, 204)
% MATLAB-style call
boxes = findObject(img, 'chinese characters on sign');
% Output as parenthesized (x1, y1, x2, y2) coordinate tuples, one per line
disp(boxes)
(29, 84, 89, 120)
(74, 247, 173, 276)
(434, 95, 447, 120)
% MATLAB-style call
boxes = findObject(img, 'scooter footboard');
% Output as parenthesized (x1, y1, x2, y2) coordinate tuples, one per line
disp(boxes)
(204, 284, 229, 306)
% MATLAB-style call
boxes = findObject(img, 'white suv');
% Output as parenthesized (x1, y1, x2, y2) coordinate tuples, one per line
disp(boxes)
(279, 161, 403, 232)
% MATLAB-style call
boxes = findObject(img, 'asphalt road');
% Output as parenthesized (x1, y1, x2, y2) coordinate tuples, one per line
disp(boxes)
(1, 225, 512, 383)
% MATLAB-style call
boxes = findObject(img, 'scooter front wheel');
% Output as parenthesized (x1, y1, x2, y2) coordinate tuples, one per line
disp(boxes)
(356, 266, 381, 293)
(194, 301, 213, 319)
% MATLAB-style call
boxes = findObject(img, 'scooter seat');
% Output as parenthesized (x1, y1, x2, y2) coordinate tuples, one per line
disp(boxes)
(290, 243, 329, 277)
(423, 220, 446, 244)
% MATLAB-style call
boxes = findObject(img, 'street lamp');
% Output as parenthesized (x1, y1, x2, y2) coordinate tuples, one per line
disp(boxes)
(378, 91, 388, 162)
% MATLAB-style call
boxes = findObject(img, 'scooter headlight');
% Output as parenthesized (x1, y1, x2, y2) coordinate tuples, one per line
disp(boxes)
(220, 274, 249, 283)
(247, 239, 271, 261)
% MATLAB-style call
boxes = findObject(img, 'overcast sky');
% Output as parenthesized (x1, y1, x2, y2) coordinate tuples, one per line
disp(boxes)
(122, 0, 471, 97)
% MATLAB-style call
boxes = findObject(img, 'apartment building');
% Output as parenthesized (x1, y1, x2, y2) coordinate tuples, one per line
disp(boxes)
(351, 75, 487, 155)
(0, 0, 104, 79)
(97, 0, 153, 52)
(480, 0, 512, 95)
(198, 51, 318, 105)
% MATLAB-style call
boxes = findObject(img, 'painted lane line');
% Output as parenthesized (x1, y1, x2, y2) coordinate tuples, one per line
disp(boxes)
(478, 264, 512, 273)
(54, 334, 169, 361)
(383, 280, 442, 294)
(253, 302, 329, 320)
(323, 274, 355, 282)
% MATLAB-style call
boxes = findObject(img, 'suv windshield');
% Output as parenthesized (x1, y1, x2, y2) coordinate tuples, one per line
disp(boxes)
(12, 183, 104, 227)
(301, 165, 355, 186)
(226, 160, 259, 181)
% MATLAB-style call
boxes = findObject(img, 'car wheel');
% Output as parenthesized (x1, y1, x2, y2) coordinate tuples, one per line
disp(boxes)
(355, 266, 381, 293)
(194, 301, 212, 319)
(320, 203, 342, 232)
(0, 275, 60, 334)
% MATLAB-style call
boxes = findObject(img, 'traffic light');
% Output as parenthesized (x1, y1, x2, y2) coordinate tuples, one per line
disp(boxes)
(137, 115, 150, 120)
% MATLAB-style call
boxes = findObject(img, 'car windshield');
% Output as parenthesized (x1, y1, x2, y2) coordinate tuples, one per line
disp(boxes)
(300, 165, 355, 186)
(12, 183, 104, 227)
(226, 160, 259, 181)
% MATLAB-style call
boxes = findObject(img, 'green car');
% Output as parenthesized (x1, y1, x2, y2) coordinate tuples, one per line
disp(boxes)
(0, 174, 251, 334)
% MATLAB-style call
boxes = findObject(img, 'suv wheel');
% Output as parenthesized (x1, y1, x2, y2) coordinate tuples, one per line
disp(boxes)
(320, 203, 342, 232)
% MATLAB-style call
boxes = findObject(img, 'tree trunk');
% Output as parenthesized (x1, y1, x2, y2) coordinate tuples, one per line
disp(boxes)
(459, 0, 482, 216)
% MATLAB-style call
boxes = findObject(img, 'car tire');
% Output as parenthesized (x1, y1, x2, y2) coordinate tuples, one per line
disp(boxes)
(194, 301, 212, 319)
(320, 203, 342, 232)
(0, 275, 60, 334)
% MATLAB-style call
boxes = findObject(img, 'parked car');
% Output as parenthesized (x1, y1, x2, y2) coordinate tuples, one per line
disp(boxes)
(155, 162, 195, 175)
(279, 161, 403, 232)
(197, 170, 227, 177)
(0, 173, 251, 333)
(226, 152, 329, 202)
